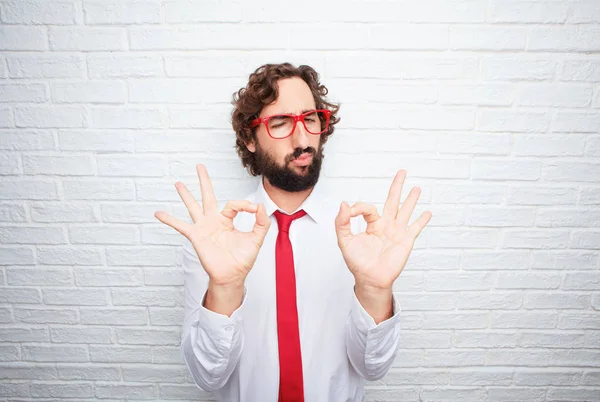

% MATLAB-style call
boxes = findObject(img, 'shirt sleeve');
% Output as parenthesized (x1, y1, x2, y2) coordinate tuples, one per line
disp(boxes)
(345, 289, 402, 381)
(180, 239, 246, 392)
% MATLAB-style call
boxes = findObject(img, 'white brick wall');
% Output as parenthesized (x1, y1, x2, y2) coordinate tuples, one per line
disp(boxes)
(0, 0, 599, 400)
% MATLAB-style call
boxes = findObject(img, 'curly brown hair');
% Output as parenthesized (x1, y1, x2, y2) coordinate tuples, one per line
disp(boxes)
(231, 62, 340, 176)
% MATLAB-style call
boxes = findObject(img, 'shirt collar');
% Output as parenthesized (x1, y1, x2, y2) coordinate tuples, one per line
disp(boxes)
(255, 176, 325, 223)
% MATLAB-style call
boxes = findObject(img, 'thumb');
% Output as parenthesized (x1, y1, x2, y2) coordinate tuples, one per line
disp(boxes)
(335, 201, 352, 246)
(252, 203, 271, 240)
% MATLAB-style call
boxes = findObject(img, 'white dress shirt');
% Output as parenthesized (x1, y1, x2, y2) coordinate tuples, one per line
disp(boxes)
(180, 177, 402, 402)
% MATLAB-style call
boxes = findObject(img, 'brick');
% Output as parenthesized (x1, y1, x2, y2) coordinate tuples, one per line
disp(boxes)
(22, 345, 88, 362)
(567, 0, 600, 23)
(451, 368, 513, 385)
(514, 369, 582, 386)
(425, 272, 495, 291)
(482, 57, 556, 81)
(59, 130, 134, 152)
(543, 162, 600, 182)
(529, 26, 600, 52)
(106, 246, 179, 266)
(580, 187, 600, 205)
(51, 80, 127, 104)
(464, 207, 535, 227)
(94, 383, 157, 399)
(367, 24, 447, 50)
(143, 268, 184, 286)
(518, 84, 593, 107)
(0, 105, 14, 127)
(23, 155, 95, 176)
(450, 26, 526, 50)
(0, 203, 26, 222)
(69, 224, 139, 245)
(90, 345, 151, 363)
(561, 60, 600, 81)
(164, 0, 241, 22)
(91, 107, 165, 129)
(63, 178, 135, 200)
(422, 350, 485, 366)
(30, 202, 96, 223)
(167, 105, 232, 129)
(15, 106, 85, 128)
(549, 350, 600, 366)
(149, 307, 183, 325)
(492, 312, 558, 329)
(84, 0, 161, 24)
(31, 383, 94, 398)
(134, 131, 235, 153)
(0, 247, 34, 265)
(472, 159, 541, 181)
(152, 347, 181, 364)
(37, 246, 104, 265)
(586, 136, 600, 156)
(547, 388, 600, 400)
(0, 363, 57, 380)
(7, 266, 67, 289)
(0, 226, 67, 244)
(101, 202, 171, 223)
(129, 25, 287, 50)
(0, 152, 20, 174)
(0, 129, 54, 150)
(81, 307, 148, 326)
(536, 208, 600, 227)
(502, 230, 570, 249)
(462, 251, 530, 271)
(489, 0, 568, 22)
(563, 273, 600, 290)
(524, 293, 590, 309)
(532, 251, 598, 270)
(0, 83, 47, 103)
(98, 155, 167, 177)
(0, 382, 29, 397)
(160, 384, 211, 399)
(477, 109, 549, 132)
(457, 293, 522, 310)
(496, 273, 562, 289)
(88, 53, 164, 78)
(75, 267, 143, 287)
(0, 179, 59, 200)
(43, 288, 109, 306)
(513, 134, 586, 156)
(552, 112, 600, 132)
(507, 186, 577, 205)
(116, 328, 179, 345)
(49, 27, 126, 51)
(111, 288, 182, 307)
(122, 365, 187, 382)
(51, 327, 112, 344)
(0, 26, 47, 50)
(15, 307, 78, 324)
(0, 327, 49, 343)
(6, 53, 84, 78)
(57, 364, 120, 381)
(0, 0, 78, 24)
(427, 229, 498, 249)
(434, 183, 504, 204)
(558, 312, 600, 329)
(0, 287, 41, 304)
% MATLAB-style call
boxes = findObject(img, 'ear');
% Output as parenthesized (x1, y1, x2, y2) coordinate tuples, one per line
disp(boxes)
(246, 139, 256, 153)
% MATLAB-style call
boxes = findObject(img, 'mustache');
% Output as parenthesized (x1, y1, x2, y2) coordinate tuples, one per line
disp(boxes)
(286, 147, 316, 163)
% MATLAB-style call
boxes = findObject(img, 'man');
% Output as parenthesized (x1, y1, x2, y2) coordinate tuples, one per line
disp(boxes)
(154, 63, 432, 401)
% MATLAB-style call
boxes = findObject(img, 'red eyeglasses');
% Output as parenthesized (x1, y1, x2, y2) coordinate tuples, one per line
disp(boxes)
(250, 109, 331, 139)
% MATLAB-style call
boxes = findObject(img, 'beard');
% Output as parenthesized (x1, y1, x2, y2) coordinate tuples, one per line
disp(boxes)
(254, 140, 324, 193)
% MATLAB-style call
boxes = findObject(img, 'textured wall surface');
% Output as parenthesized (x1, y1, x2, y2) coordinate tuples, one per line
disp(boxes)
(0, 0, 599, 401)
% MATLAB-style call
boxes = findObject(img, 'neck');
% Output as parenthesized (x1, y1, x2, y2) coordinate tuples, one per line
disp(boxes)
(262, 176, 314, 214)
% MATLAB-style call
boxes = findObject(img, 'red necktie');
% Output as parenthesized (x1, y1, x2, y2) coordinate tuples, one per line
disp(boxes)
(274, 209, 307, 402)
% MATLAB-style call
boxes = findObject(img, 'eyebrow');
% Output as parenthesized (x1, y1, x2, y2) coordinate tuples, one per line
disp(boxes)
(280, 109, 316, 115)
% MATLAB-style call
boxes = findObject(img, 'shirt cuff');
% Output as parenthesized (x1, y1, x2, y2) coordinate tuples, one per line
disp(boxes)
(195, 286, 247, 337)
(351, 289, 401, 335)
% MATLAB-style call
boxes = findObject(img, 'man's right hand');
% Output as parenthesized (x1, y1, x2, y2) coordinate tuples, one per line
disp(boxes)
(154, 163, 271, 290)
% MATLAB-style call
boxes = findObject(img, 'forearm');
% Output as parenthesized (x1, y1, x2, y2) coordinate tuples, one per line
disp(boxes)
(353, 282, 393, 324)
(204, 280, 245, 317)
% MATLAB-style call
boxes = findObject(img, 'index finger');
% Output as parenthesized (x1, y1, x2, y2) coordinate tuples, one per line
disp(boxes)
(382, 170, 406, 219)
(196, 164, 218, 213)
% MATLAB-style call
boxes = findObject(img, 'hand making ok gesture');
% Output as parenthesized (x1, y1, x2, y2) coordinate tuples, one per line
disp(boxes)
(154, 164, 271, 287)
(335, 170, 432, 290)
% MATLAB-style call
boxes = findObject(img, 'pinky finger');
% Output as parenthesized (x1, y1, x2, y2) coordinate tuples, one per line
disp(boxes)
(407, 211, 433, 239)
(154, 211, 193, 238)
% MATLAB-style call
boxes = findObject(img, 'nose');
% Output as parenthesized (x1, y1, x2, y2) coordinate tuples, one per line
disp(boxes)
(291, 120, 310, 150)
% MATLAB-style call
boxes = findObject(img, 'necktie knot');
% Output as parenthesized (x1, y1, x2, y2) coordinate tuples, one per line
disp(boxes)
(274, 209, 307, 234)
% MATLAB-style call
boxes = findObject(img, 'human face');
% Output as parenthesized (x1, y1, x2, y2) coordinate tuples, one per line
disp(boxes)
(247, 77, 325, 192)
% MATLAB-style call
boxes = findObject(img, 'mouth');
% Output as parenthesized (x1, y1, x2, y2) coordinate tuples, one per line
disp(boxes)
(291, 153, 313, 167)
